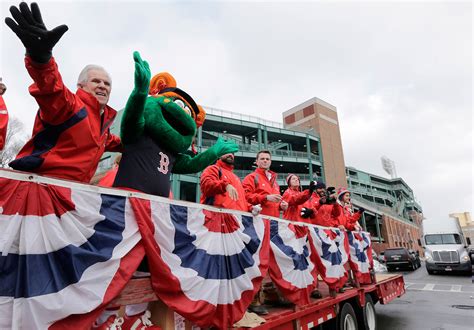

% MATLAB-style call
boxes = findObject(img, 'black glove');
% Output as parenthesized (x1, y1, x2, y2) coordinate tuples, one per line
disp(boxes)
(309, 180, 317, 194)
(327, 186, 336, 195)
(300, 207, 314, 219)
(5, 2, 68, 63)
(358, 207, 365, 214)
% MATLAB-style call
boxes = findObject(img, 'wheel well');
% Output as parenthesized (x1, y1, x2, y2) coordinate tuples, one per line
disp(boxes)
(368, 291, 379, 305)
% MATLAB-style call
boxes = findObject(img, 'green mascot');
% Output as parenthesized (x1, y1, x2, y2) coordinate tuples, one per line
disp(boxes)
(113, 51, 238, 195)
(102, 52, 239, 328)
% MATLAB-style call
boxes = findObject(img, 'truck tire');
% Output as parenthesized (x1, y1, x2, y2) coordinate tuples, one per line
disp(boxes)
(362, 295, 377, 330)
(356, 294, 377, 330)
(338, 303, 358, 330)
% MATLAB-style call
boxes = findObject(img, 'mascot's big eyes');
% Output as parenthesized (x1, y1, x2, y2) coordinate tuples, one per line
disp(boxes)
(174, 99, 192, 117)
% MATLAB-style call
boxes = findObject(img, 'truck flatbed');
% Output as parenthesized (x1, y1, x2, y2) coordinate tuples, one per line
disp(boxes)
(110, 273, 405, 329)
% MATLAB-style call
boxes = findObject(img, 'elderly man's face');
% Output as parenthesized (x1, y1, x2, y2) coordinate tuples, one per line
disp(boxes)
(79, 69, 111, 108)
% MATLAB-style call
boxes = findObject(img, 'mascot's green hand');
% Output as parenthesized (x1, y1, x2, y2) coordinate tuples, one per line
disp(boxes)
(133, 51, 151, 94)
(121, 51, 150, 143)
(209, 137, 239, 157)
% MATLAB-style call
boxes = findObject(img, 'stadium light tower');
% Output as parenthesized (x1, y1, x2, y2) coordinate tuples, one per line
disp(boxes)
(381, 156, 397, 179)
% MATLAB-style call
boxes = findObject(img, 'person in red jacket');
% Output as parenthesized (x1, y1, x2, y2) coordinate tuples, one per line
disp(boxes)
(242, 150, 288, 314)
(281, 175, 323, 299)
(5, 3, 122, 183)
(300, 183, 341, 228)
(0, 79, 8, 151)
(98, 154, 122, 187)
(336, 188, 364, 231)
(200, 153, 262, 213)
(242, 150, 288, 217)
(281, 174, 314, 223)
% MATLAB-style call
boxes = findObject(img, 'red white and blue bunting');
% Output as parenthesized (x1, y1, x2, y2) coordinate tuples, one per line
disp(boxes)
(0, 170, 374, 329)
(268, 220, 317, 305)
(347, 231, 373, 284)
(308, 227, 349, 289)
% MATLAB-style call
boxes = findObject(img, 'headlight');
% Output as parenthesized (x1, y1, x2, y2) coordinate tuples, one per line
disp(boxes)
(425, 252, 432, 261)
(461, 254, 470, 262)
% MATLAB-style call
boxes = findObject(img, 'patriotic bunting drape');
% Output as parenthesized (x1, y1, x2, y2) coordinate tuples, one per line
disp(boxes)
(0, 170, 373, 329)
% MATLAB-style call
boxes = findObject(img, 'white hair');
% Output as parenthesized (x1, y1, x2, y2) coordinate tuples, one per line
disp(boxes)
(77, 64, 112, 86)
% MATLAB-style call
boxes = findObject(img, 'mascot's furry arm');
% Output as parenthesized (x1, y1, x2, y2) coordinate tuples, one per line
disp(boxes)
(173, 137, 239, 174)
(120, 51, 150, 144)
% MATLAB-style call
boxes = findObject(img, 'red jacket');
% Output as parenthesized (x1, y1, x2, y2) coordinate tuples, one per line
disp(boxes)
(242, 168, 281, 217)
(281, 187, 311, 222)
(98, 166, 119, 187)
(302, 193, 340, 227)
(0, 95, 8, 150)
(336, 204, 362, 231)
(200, 159, 249, 212)
(9, 57, 122, 183)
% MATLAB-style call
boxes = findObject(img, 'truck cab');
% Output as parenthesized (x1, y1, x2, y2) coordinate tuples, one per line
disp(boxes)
(423, 219, 471, 274)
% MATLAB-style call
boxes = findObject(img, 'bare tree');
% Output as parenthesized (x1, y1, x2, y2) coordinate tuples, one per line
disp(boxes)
(0, 117, 29, 168)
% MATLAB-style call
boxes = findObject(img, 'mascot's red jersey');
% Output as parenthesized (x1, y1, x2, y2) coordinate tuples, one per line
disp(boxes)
(10, 57, 122, 182)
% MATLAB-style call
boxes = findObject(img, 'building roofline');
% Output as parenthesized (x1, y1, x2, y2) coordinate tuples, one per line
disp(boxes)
(346, 166, 413, 192)
(283, 97, 337, 117)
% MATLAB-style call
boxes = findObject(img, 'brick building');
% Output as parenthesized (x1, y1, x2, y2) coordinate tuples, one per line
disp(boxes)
(282, 98, 347, 188)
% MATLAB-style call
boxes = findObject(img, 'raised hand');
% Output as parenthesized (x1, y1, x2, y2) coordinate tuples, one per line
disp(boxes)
(133, 51, 151, 94)
(5, 2, 68, 63)
(209, 137, 239, 157)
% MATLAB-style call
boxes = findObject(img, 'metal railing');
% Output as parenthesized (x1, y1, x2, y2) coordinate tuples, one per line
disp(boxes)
(204, 106, 284, 129)
(233, 170, 314, 182)
(200, 139, 320, 161)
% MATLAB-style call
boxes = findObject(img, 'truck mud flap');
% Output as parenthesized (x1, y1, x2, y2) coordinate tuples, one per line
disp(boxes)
(376, 276, 405, 304)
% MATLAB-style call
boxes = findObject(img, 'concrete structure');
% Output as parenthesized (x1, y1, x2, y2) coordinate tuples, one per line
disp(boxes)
(282, 98, 347, 188)
(450, 212, 474, 244)
(346, 166, 424, 254)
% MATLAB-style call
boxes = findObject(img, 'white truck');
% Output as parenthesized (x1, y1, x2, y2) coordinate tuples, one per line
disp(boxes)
(422, 218, 472, 274)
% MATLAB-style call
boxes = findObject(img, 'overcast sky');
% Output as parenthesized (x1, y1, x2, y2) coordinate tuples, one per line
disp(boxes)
(0, 0, 472, 222)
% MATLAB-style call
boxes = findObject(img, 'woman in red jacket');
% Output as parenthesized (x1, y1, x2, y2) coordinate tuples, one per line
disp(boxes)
(281, 174, 314, 223)
(336, 188, 364, 231)
(281, 175, 322, 299)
